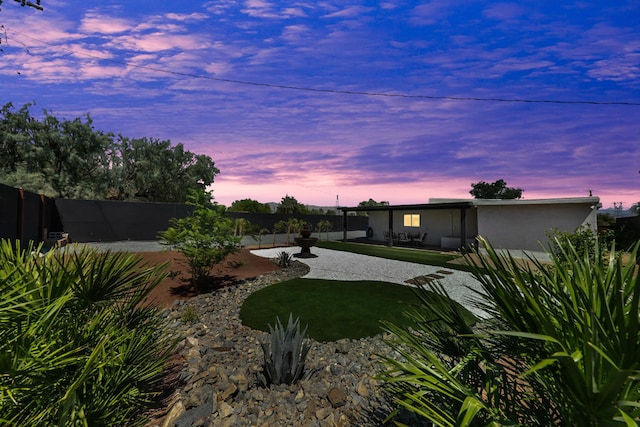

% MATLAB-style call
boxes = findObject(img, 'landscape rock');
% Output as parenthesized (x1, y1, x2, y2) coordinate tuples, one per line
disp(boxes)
(155, 260, 409, 426)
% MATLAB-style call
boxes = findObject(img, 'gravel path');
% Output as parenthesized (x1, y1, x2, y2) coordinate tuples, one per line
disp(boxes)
(252, 246, 487, 318)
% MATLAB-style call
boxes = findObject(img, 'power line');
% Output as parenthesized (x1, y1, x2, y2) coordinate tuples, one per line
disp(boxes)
(4, 25, 640, 107)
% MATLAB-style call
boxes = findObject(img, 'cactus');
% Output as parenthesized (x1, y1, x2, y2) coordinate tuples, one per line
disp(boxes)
(258, 314, 311, 387)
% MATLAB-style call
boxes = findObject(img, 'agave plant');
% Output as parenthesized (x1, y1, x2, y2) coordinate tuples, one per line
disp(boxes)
(258, 314, 311, 387)
(379, 236, 640, 426)
(274, 250, 292, 268)
(0, 239, 176, 427)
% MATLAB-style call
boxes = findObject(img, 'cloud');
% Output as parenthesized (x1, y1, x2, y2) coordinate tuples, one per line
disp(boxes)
(79, 13, 132, 34)
(322, 5, 375, 19)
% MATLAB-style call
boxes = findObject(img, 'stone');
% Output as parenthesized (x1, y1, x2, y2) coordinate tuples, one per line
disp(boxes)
(149, 263, 403, 427)
(217, 401, 234, 418)
(161, 400, 185, 427)
(357, 380, 370, 397)
(327, 387, 347, 408)
(220, 383, 238, 401)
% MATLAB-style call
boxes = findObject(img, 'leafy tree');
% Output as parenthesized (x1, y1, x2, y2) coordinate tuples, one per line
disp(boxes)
(276, 195, 309, 215)
(0, 102, 218, 202)
(228, 198, 272, 213)
(358, 198, 389, 208)
(356, 198, 389, 216)
(158, 189, 239, 287)
(469, 179, 523, 199)
(115, 135, 218, 203)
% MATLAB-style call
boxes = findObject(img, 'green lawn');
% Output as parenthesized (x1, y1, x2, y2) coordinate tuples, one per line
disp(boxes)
(315, 240, 472, 271)
(240, 278, 477, 342)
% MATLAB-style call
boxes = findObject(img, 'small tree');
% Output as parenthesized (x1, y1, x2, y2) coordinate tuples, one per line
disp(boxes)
(316, 219, 333, 241)
(158, 189, 240, 287)
(273, 220, 287, 246)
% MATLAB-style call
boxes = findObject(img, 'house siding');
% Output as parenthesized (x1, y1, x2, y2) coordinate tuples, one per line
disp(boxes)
(477, 203, 597, 251)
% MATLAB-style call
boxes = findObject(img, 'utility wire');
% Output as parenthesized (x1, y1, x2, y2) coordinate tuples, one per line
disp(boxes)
(4, 25, 640, 107)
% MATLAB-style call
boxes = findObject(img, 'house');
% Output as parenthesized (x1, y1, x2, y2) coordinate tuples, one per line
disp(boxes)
(339, 197, 600, 253)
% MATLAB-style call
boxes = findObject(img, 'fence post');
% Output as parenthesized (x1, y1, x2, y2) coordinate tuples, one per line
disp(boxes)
(39, 194, 46, 242)
(17, 188, 25, 242)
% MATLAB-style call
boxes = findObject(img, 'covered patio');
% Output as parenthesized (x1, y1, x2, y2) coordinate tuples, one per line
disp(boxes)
(339, 201, 475, 250)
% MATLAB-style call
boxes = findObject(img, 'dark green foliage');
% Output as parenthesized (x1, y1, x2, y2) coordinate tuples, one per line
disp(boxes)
(469, 178, 523, 199)
(228, 198, 272, 213)
(257, 314, 311, 387)
(275, 195, 309, 215)
(379, 237, 640, 426)
(0, 239, 175, 426)
(547, 225, 613, 263)
(158, 188, 240, 286)
(274, 250, 292, 267)
(0, 102, 218, 202)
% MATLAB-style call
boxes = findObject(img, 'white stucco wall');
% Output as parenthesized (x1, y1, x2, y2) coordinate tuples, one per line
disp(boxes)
(476, 202, 597, 251)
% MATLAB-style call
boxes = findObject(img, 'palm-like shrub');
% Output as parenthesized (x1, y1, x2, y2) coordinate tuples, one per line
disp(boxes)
(379, 237, 640, 426)
(258, 314, 311, 387)
(0, 240, 175, 426)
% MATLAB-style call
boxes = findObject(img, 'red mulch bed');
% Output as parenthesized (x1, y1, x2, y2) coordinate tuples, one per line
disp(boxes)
(138, 248, 281, 308)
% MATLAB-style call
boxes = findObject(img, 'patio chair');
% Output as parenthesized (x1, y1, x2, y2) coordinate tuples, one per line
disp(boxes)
(417, 232, 428, 246)
(397, 232, 410, 245)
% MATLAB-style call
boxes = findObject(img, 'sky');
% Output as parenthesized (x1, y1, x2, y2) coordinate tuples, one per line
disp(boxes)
(0, 1, 638, 209)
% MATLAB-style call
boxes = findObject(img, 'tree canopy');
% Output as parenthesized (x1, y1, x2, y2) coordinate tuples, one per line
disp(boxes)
(275, 195, 309, 215)
(358, 198, 389, 208)
(470, 179, 523, 199)
(0, 102, 218, 202)
(228, 198, 272, 213)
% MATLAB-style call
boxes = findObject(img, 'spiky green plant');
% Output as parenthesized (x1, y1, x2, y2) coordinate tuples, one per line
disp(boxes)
(379, 236, 640, 426)
(274, 250, 292, 268)
(258, 314, 311, 387)
(0, 239, 176, 427)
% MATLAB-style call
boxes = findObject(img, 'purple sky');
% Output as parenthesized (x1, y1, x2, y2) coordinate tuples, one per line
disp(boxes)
(1, 1, 638, 209)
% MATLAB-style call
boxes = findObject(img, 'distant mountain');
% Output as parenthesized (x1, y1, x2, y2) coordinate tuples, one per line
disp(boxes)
(599, 205, 639, 218)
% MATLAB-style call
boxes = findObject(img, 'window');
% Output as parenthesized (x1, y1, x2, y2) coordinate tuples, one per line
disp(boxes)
(403, 214, 420, 227)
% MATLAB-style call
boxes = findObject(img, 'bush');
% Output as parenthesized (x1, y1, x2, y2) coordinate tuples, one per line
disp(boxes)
(0, 240, 176, 426)
(158, 188, 240, 287)
(379, 236, 640, 426)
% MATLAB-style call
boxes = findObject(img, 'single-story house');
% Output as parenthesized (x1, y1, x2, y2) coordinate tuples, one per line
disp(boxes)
(339, 197, 600, 253)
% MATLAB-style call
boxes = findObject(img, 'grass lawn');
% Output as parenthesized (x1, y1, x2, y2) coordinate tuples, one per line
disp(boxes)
(315, 240, 472, 271)
(240, 278, 477, 342)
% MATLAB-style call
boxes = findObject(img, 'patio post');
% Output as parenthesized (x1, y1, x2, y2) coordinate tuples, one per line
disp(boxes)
(460, 207, 467, 249)
(342, 209, 348, 241)
(387, 208, 394, 246)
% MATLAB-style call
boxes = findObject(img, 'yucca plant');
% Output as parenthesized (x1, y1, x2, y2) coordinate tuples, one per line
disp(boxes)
(379, 236, 640, 426)
(258, 314, 311, 387)
(274, 250, 292, 268)
(0, 239, 176, 427)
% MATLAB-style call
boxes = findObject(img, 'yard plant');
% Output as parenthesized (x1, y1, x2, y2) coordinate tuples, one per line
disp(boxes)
(158, 188, 240, 287)
(258, 314, 311, 387)
(379, 237, 640, 426)
(0, 240, 175, 426)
